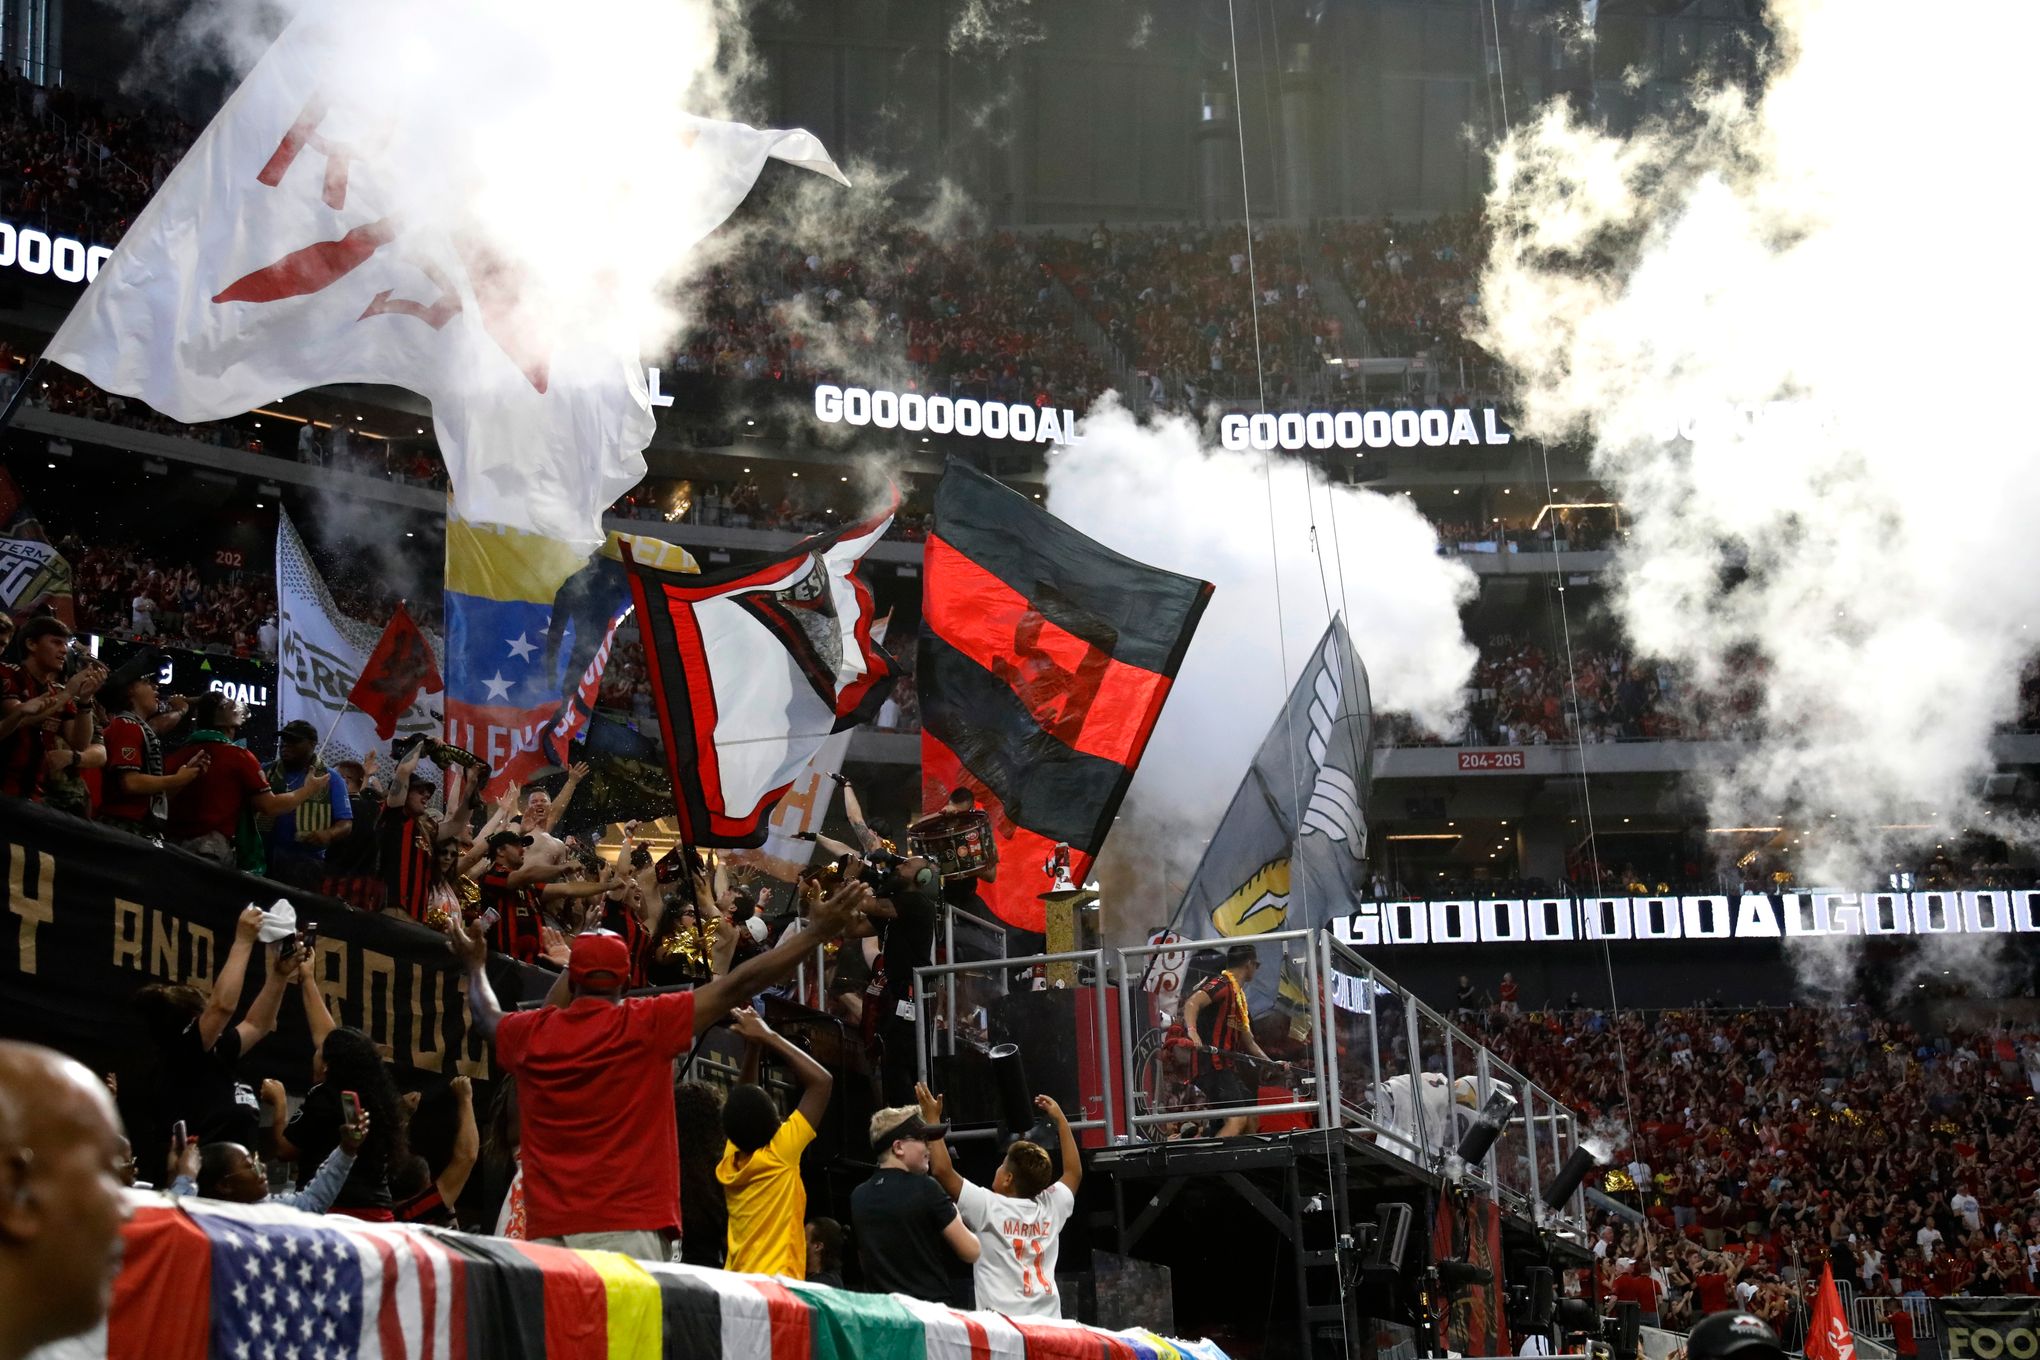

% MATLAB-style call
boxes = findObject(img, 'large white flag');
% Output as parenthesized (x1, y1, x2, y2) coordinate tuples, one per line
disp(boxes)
(276, 509, 442, 770)
(46, 0, 846, 548)
(726, 730, 854, 882)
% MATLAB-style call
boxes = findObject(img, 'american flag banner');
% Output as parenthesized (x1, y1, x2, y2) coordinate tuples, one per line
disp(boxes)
(29, 1194, 1233, 1360)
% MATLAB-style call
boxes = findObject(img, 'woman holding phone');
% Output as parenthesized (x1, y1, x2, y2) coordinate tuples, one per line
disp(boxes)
(271, 994, 410, 1221)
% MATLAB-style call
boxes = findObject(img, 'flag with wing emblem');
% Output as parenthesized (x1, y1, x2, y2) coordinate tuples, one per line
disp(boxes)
(1170, 616, 1373, 1006)
(623, 498, 896, 846)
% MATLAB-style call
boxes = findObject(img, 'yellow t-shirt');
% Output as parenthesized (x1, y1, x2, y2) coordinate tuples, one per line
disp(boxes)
(717, 1109, 817, 1277)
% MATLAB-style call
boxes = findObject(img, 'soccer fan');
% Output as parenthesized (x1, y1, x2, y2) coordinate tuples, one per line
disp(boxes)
(446, 879, 872, 1262)
(477, 829, 621, 964)
(718, 1006, 834, 1277)
(98, 659, 204, 838)
(389, 1077, 479, 1227)
(850, 1102, 980, 1302)
(1611, 1256, 1664, 1327)
(163, 693, 330, 869)
(1182, 944, 1273, 1136)
(917, 1082, 1082, 1317)
(1686, 1312, 1786, 1360)
(132, 909, 301, 1180)
(518, 761, 588, 867)
(262, 719, 353, 889)
(170, 1108, 368, 1213)
(373, 742, 443, 916)
(0, 617, 104, 802)
(0, 1040, 132, 1360)
(806, 1218, 848, 1288)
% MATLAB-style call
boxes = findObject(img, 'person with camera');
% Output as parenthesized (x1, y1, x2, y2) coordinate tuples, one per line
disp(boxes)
(835, 849, 944, 1105)
(445, 876, 874, 1263)
(168, 1104, 370, 1213)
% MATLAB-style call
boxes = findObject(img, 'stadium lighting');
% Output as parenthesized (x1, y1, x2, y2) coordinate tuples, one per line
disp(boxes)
(1529, 500, 1617, 530)
(1385, 833, 1459, 842)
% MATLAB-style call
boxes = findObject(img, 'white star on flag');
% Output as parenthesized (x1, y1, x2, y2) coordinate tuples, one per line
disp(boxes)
(483, 672, 513, 701)
(506, 633, 537, 661)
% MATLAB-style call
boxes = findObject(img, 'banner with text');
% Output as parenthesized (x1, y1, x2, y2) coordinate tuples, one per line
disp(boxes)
(1938, 1299, 2040, 1360)
(0, 799, 550, 1084)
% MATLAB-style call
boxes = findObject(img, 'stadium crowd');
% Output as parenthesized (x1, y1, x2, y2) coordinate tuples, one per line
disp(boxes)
(1468, 1002, 2040, 1330)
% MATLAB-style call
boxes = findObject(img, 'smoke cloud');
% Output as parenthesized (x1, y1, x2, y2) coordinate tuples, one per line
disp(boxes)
(1475, 0, 2040, 887)
(1046, 397, 1478, 940)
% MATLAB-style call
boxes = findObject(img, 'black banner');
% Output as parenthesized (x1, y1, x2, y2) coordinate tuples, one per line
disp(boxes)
(0, 798, 550, 1087)
(1939, 1300, 2040, 1360)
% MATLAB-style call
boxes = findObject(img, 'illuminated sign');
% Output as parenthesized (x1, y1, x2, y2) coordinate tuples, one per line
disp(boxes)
(1219, 407, 1513, 452)
(1336, 890, 2040, 947)
(813, 384, 1078, 446)
(0, 220, 113, 284)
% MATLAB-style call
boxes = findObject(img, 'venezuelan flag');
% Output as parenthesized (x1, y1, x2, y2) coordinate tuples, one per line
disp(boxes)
(443, 513, 695, 796)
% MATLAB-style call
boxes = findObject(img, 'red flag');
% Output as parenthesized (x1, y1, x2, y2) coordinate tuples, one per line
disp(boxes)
(1805, 1263, 1857, 1360)
(349, 602, 445, 740)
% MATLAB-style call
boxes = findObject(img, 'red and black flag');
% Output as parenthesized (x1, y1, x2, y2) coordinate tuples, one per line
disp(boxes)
(348, 601, 444, 739)
(920, 460, 1213, 932)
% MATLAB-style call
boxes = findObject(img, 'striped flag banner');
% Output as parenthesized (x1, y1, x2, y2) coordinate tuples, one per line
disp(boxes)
(30, 1196, 1231, 1360)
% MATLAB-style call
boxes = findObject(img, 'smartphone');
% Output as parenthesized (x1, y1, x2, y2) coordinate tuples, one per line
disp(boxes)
(300, 922, 319, 954)
(340, 1090, 362, 1128)
(478, 907, 500, 931)
(169, 1119, 186, 1151)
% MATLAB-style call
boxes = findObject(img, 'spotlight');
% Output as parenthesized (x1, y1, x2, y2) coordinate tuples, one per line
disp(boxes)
(1541, 1144, 1605, 1212)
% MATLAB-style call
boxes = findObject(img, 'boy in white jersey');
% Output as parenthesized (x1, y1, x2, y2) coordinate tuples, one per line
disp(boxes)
(915, 1081, 1082, 1317)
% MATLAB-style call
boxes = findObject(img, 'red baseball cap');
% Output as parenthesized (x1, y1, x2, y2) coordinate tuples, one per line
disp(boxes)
(568, 931, 631, 986)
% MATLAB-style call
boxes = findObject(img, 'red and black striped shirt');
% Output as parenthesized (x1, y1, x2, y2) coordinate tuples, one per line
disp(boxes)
(595, 898, 650, 989)
(377, 806, 433, 917)
(480, 869, 543, 964)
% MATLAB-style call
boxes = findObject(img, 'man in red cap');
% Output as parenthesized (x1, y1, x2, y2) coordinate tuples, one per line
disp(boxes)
(447, 878, 873, 1261)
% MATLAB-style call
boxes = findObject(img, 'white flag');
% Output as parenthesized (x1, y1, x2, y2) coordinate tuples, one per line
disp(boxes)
(275, 509, 441, 770)
(46, 0, 846, 549)
(726, 730, 854, 883)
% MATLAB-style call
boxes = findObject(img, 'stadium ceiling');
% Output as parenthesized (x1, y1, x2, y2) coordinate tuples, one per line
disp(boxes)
(1595, 0, 1763, 18)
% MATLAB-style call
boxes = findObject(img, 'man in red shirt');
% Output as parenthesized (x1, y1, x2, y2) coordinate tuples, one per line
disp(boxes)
(0, 617, 103, 802)
(165, 693, 329, 868)
(446, 877, 873, 1262)
(1693, 1253, 1735, 1315)
(99, 662, 202, 838)
(1611, 1257, 1663, 1327)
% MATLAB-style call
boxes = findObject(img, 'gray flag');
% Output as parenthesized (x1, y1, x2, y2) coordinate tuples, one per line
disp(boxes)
(1169, 616, 1374, 1009)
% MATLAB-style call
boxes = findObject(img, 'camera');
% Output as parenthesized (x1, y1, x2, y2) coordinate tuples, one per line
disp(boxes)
(835, 849, 908, 891)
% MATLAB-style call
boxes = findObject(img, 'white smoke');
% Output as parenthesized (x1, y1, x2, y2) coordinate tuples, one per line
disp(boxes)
(1476, 0, 2040, 886)
(1046, 396, 1478, 938)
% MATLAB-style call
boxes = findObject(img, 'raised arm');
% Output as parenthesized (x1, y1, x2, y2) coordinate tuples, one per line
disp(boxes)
(690, 882, 873, 1036)
(917, 1082, 964, 1200)
(840, 781, 885, 854)
(251, 768, 331, 818)
(200, 907, 268, 1049)
(732, 1008, 834, 1130)
(233, 946, 302, 1054)
(437, 1076, 480, 1206)
(385, 743, 424, 810)
(1036, 1093, 1082, 1193)
(298, 957, 338, 1050)
(545, 761, 589, 831)
(446, 913, 506, 1040)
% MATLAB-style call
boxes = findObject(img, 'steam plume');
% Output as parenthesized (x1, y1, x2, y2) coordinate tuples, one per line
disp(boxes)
(1476, 0, 2040, 885)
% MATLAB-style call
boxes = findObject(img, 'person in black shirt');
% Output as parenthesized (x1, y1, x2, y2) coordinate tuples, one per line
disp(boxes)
(389, 1076, 478, 1227)
(132, 907, 302, 1184)
(851, 856, 942, 1106)
(850, 1104, 977, 1302)
(274, 1025, 410, 1221)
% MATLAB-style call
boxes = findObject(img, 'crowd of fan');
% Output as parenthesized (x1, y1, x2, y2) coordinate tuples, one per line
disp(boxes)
(62, 536, 278, 657)
(0, 635, 1086, 1323)
(672, 226, 1111, 412)
(1039, 222, 1343, 405)
(1316, 213, 1489, 370)
(0, 71, 194, 241)
(1470, 1003, 2040, 1329)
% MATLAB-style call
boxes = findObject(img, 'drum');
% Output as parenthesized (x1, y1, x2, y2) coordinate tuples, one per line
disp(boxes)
(908, 809, 994, 881)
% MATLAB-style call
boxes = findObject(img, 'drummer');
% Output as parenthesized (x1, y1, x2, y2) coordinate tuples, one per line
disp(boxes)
(917, 789, 1004, 943)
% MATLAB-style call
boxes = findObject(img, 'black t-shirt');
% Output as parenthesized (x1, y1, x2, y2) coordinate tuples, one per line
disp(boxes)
(878, 889, 939, 1004)
(162, 1021, 259, 1149)
(287, 1082, 394, 1211)
(322, 796, 383, 877)
(851, 1168, 959, 1302)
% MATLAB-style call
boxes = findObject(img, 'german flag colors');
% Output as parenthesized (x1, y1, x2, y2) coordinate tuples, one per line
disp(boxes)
(919, 462, 1213, 932)
(62, 1195, 1228, 1360)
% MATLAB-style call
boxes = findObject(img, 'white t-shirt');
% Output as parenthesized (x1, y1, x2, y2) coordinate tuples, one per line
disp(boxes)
(957, 1178, 1076, 1317)
(1952, 1193, 1980, 1232)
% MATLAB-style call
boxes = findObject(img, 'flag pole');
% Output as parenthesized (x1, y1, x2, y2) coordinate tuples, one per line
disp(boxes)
(0, 356, 47, 435)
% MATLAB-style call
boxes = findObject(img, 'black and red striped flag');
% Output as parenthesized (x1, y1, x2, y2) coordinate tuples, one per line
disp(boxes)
(919, 460, 1213, 932)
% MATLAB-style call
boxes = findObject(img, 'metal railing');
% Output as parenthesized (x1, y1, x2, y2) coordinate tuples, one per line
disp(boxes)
(912, 948, 1117, 1139)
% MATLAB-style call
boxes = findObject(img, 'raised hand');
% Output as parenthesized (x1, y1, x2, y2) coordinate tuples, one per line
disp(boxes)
(236, 906, 267, 942)
(730, 1006, 773, 1042)
(444, 911, 488, 971)
(339, 1108, 372, 1154)
(916, 1081, 945, 1125)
